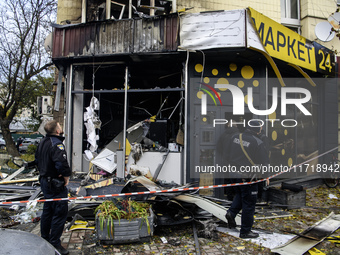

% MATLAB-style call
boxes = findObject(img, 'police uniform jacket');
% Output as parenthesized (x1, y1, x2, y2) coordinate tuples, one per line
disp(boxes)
(226, 129, 269, 168)
(35, 134, 71, 178)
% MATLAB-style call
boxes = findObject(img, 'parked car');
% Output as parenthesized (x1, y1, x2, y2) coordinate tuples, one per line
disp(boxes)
(0, 136, 16, 150)
(0, 138, 6, 149)
(19, 138, 41, 153)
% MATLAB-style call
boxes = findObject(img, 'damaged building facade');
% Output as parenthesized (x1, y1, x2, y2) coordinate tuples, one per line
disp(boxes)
(51, 0, 338, 198)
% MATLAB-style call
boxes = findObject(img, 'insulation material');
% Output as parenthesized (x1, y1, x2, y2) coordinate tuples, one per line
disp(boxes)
(217, 226, 295, 249)
(124, 176, 165, 191)
(91, 149, 117, 173)
(129, 165, 153, 179)
(84, 97, 101, 153)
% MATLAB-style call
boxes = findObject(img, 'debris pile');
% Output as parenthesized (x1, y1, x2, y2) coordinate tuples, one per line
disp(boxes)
(0, 136, 339, 255)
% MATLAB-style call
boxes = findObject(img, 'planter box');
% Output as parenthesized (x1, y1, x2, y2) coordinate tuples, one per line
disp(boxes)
(268, 187, 306, 209)
(96, 209, 155, 244)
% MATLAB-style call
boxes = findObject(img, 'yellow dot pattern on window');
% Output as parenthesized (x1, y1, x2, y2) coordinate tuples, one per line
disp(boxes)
(229, 63, 237, 71)
(244, 95, 253, 104)
(244, 94, 253, 104)
(197, 91, 204, 99)
(268, 112, 276, 120)
(288, 158, 293, 166)
(212, 69, 218, 76)
(216, 92, 221, 98)
(216, 78, 229, 91)
(195, 64, 203, 73)
(282, 149, 285, 155)
(241, 66, 254, 79)
(227, 73, 230, 76)
(238, 80, 244, 88)
(284, 129, 288, 135)
(253, 80, 259, 87)
(272, 131, 277, 141)
(204, 77, 210, 83)
(202, 117, 207, 122)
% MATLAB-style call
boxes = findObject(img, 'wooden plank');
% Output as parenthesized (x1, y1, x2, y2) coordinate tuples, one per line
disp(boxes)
(0, 177, 39, 184)
(1, 167, 26, 182)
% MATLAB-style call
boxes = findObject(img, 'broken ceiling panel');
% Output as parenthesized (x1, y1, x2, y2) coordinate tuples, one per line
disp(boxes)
(271, 213, 340, 255)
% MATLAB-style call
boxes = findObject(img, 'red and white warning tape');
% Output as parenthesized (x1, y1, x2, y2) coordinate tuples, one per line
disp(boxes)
(0, 146, 338, 205)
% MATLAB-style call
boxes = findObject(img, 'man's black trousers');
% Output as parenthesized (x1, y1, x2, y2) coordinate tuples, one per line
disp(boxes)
(228, 180, 258, 235)
(40, 176, 68, 246)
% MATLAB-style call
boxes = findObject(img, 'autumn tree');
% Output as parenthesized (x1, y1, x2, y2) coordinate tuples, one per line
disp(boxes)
(14, 72, 55, 131)
(0, 0, 56, 156)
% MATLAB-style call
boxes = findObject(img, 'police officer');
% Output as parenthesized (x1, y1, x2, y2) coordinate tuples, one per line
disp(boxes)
(16, 136, 23, 151)
(225, 120, 269, 239)
(216, 121, 239, 200)
(35, 120, 71, 255)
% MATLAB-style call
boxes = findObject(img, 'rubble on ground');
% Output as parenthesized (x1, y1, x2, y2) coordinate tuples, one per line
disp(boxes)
(0, 150, 340, 254)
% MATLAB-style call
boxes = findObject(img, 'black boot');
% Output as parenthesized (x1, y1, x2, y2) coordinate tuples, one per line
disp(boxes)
(225, 211, 236, 229)
(53, 244, 69, 255)
(239, 231, 259, 239)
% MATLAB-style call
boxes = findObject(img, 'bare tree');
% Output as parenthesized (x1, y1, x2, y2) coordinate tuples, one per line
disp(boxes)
(0, 0, 56, 156)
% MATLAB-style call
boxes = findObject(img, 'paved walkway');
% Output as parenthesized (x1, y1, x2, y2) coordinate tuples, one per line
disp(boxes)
(31, 224, 88, 255)
(31, 223, 271, 255)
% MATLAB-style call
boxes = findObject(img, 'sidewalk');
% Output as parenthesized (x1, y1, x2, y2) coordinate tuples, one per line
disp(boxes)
(31, 223, 88, 255)
(31, 222, 271, 255)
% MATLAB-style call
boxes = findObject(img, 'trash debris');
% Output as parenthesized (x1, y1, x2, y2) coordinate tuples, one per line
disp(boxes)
(0, 166, 26, 182)
(160, 236, 168, 243)
(217, 226, 294, 249)
(326, 235, 340, 244)
(328, 194, 337, 199)
(307, 247, 326, 255)
(11, 201, 39, 224)
(68, 220, 95, 231)
(197, 219, 219, 240)
(271, 213, 340, 255)
(65, 213, 86, 230)
(91, 148, 117, 173)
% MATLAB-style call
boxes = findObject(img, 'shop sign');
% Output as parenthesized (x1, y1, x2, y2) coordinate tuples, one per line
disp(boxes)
(249, 7, 335, 75)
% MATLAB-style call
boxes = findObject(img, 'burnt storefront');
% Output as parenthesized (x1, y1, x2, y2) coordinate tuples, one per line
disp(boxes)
(51, 7, 338, 198)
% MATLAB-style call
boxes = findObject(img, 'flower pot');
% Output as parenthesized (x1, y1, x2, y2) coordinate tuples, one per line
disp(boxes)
(95, 208, 155, 244)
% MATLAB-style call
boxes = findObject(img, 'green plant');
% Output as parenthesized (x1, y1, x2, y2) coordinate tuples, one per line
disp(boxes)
(94, 199, 151, 238)
(26, 144, 37, 154)
(20, 154, 35, 162)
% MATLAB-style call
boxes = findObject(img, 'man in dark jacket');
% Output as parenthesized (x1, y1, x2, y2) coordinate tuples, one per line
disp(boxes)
(225, 120, 269, 239)
(216, 122, 239, 200)
(35, 120, 71, 255)
(16, 136, 23, 151)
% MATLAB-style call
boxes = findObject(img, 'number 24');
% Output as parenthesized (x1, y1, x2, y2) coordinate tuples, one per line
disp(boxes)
(318, 50, 332, 72)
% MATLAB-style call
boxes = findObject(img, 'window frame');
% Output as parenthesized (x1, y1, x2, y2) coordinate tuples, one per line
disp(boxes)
(281, 0, 301, 27)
